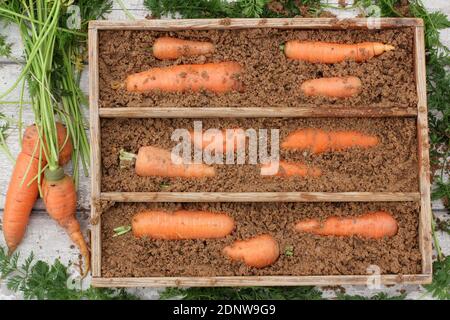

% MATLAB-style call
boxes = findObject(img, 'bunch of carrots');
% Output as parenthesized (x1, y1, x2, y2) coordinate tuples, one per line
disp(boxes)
(114, 209, 398, 269)
(121, 36, 394, 99)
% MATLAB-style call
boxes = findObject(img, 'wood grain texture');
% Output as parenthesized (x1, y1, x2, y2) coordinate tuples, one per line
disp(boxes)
(99, 107, 418, 118)
(414, 26, 433, 276)
(100, 192, 421, 202)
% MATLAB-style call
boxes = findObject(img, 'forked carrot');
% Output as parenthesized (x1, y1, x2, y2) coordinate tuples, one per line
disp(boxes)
(295, 211, 398, 239)
(131, 210, 235, 239)
(283, 41, 395, 63)
(153, 37, 215, 60)
(223, 234, 279, 268)
(301, 76, 362, 98)
(281, 129, 378, 154)
(120, 146, 215, 178)
(42, 167, 90, 277)
(260, 161, 322, 177)
(190, 129, 246, 153)
(125, 62, 243, 93)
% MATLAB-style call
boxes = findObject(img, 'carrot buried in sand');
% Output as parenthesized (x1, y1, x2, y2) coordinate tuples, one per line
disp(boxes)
(3, 123, 72, 255)
(114, 210, 235, 240)
(153, 36, 215, 60)
(282, 128, 378, 154)
(260, 161, 322, 177)
(124, 62, 243, 94)
(283, 41, 395, 63)
(295, 211, 398, 239)
(301, 76, 362, 98)
(223, 234, 279, 268)
(119, 146, 215, 178)
(190, 128, 246, 153)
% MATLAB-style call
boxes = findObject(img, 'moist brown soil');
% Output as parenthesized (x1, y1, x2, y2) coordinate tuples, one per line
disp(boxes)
(98, 28, 417, 108)
(101, 202, 421, 277)
(101, 117, 418, 192)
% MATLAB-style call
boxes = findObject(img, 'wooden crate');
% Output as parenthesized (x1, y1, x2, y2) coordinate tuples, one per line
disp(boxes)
(88, 18, 432, 287)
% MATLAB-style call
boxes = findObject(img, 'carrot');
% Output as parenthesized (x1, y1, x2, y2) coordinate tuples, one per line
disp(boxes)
(260, 161, 322, 177)
(120, 146, 215, 178)
(3, 123, 73, 255)
(131, 210, 235, 239)
(295, 211, 398, 239)
(153, 37, 215, 60)
(125, 62, 243, 93)
(283, 41, 395, 63)
(223, 234, 279, 268)
(42, 167, 90, 277)
(281, 128, 378, 154)
(190, 129, 246, 153)
(22, 122, 73, 165)
(3, 153, 40, 254)
(301, 76, 362, 98)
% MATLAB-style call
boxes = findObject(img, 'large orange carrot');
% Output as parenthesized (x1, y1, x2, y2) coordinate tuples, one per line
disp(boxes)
(282, 128, 378, 154)
(42, 168, 90, 277)
(131, 210, 235, 239)
(120, 146, 215, 178)
(301, 76, 362, 98)
(284, 41, 395, 63)
(3, 123, 73, 255)
(223, 234, 279, 268)
(22, 122, 73, 165)
(153, 37, 215, 60)
(3, 153, 40, 254)
(190, 129, 246, 153)
(260, 161, 322, 177)
(125, 62, 243, 93)
(295, 211, 398, 239)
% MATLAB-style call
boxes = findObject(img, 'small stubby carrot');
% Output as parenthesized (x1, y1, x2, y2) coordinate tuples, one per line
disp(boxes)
(283, 41, 395, 63)
(125, 62, 243, 94)
(21, 122, 73, 165)
(223, 234, 279, 268)
(120, 146, 215, 178)
(295, 211, 398, 239)
(260, 161, 322, 177)
(3, 153, 40, 254)
(131, 210, 235, 239)
(153, 36, 215, 60)
(281, 128, 378, 154)
(42, 167, 90, 277)
(301, 76, 362, 98)
(190, 129, 246, 153)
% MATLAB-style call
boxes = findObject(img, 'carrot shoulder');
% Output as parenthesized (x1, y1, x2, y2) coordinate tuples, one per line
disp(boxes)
(223, 234, 279, 268)
(153, 37, 215, 60)
(281, 128, 378, 154)
(132, 210, 235, 239)
(284, 41, 395, 63)
(301, 76, 362, 98)
(295, 211, 398, 239)
(126, 62, 243, 93)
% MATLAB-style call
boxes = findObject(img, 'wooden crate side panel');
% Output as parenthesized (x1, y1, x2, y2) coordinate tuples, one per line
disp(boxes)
(414, 25, 433, 276)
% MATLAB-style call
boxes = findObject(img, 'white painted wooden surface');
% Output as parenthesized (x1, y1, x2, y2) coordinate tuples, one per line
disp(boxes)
(0, 0, 449, 300)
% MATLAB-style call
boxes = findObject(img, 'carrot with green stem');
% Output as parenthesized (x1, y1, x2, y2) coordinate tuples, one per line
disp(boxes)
(223, 234, 279, 268)
(124, 62, 243, 93)
(120, 146, 215, 178)
(295, 211, 398, 239)
(301, 76, 362, 98)
(115, 210, 235, 239)
(282, 128, 378, 154)
(283, 41, 395, 63)
(153, 37, 215, 60)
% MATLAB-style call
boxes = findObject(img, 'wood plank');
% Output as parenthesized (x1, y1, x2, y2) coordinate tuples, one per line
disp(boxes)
(99, 107, 418, 118)
(100, 192, 421, 202)
(88, 27, 102, 277)
(414, 26, 433, 276)
(90, 17, 423, 30)
(91, 274, 432, 288)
